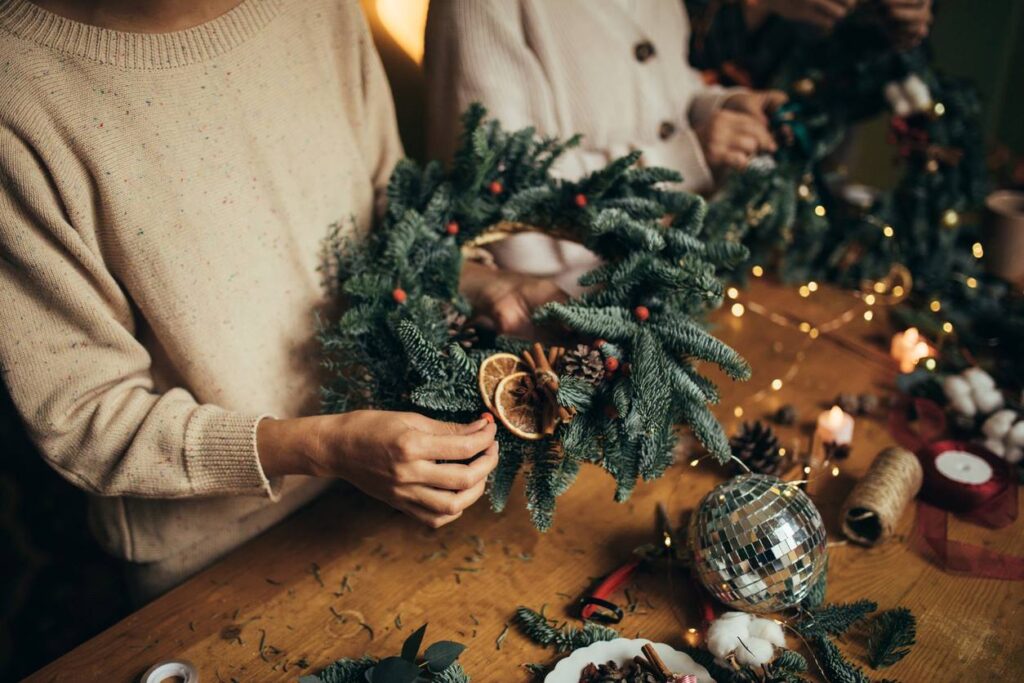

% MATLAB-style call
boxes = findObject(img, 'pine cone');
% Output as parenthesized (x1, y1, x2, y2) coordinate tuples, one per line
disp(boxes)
(441, 302, 479, 349)
(560, 344, 605, 386)
(730, 421, 786, 476)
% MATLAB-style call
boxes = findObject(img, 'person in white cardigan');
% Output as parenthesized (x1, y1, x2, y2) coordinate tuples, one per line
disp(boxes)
(425, 0, 784, 293)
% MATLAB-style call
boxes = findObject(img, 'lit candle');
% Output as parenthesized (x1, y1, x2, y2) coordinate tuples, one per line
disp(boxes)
(816, 406, 855, 445)
(890, 327, 933, 373)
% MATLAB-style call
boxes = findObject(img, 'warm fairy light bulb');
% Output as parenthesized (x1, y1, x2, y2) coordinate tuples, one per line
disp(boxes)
(803, 466, 812, 475)
(882, 225, 895, 238)
(966, 277, 978, 289)
(972, 242, 984, 259)
(778, 447, 786, 457)
(864, 294, 876, 305)
(727, 287, 739, 299)
(731, 302, 745, 317)
(891, 285, 905, 297)
(799, 322, 811, 333)
(809, 328, 819, 339)
(831, 466, 840, 477)
(798, 285, 810, 297)
(863, 310, 874, 321)
(929, 300, 941, 312)
(690, 459, 700, 467)
(734, 406, 744, 417)
(771, 379, 783, 391)
(923, 358, 937, 370)
(933, 102, 946, 116)
(752, 265, 764, 277)
(942, 321, 954, 333)
(873, 281, 886, 294)
(814, 205, 827, 217)
(807, 281, 818, 292)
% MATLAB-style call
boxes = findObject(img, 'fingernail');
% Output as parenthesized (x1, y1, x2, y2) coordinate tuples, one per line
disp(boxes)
(479, 412, 495, 425)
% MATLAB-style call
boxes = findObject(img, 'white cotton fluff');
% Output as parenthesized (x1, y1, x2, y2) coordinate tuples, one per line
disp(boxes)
(884, 82, 909, 115)
(734, 636, 776, 667)
(1009, 420, 1024, 447)
(1005, 447, 1023, 465)
(942, 375, 972, 400)
(950, 394, 977, 418)
(983, 410, 1018, 440)
(984, 438, 1007, 457)
(975, 388, 1005, 415)
(748, 617, 787, 648)
(707, 613, 751, 660)
(963, 367, 996, 393)
(903, 74, 933, 110)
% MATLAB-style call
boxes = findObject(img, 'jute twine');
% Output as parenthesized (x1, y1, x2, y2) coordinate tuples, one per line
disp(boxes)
(840, 446, 923, 546)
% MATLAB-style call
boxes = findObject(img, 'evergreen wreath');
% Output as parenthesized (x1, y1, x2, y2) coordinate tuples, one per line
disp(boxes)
(319, 105, 750, 531)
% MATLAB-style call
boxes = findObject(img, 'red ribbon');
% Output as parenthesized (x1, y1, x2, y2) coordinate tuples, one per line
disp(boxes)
(889, 398, 1023, 580)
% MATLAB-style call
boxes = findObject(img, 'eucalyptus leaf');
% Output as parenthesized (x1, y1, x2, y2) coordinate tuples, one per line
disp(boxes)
(369, 656, 420, 683)
(423, 641, 466, 673)
(401, 624, 428, 662)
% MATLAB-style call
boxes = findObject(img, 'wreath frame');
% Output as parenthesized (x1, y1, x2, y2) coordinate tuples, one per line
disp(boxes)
(319, 105, 751, 530)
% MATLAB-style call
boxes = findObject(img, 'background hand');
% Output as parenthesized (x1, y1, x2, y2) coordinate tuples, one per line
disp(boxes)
(881, 0, 932, 46)
(461, 263, 568, 338)
(696, 109, 778, 173)
(760, 0, 856, 32)
(257, 411, 498, 528)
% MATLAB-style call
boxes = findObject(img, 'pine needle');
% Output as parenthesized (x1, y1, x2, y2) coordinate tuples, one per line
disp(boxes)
(867, 608, 916, 669)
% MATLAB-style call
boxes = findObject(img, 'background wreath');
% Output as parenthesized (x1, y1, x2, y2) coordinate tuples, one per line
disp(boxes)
(319, 105, 751, 530)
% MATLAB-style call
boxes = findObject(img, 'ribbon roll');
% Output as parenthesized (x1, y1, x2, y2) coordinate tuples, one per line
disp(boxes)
(840, 447, 923, 546)
(140, 660, 199, 683)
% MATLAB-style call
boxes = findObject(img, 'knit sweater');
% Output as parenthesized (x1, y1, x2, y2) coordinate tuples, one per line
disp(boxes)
(0, 0, 402, 590)
(424, 0, 739, 293)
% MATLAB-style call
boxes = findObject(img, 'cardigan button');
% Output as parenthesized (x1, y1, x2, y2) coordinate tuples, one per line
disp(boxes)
(658, 121, 676, 140)
(634, 40, 656, 63)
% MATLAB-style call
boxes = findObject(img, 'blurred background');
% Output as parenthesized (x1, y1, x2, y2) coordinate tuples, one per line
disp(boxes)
(2, 0, 1022, 679)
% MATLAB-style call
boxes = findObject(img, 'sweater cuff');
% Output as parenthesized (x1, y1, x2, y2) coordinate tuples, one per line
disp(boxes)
(690, 86, 749, 128)
(183, 406, 281, 501)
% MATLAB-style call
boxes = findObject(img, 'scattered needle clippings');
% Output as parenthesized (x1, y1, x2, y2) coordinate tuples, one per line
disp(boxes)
(308, 563, 324, 588)
(395, 614, 403, 629)
(496, 623, 511, 651)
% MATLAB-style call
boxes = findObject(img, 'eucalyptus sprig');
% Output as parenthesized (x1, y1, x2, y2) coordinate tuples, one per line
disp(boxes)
(301, 624, 469, 683)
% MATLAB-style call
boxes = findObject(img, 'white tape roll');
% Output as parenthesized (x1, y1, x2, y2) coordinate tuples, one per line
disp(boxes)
(140, 659, 199, 683)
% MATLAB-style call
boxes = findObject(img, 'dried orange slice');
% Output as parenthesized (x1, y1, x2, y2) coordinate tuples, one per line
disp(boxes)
(478, 352, 527, 411)
(493, 371, 543, 440)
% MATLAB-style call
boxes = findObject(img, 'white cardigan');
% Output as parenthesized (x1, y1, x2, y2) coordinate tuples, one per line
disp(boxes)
(424, 0, 737, 292)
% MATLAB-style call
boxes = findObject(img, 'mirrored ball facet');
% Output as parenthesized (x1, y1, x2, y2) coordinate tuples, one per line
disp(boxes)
(688, 474, 827, 613)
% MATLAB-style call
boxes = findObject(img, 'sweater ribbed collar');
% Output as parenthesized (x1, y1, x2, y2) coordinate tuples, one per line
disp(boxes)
(0, 0, 283, 69)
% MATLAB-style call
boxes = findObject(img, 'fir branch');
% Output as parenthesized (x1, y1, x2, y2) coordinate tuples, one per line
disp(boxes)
(867, 608, 916, 669)
(513, 606, 618, 654)
(811, 636, 869, 683)
(795, 600, 877, 638)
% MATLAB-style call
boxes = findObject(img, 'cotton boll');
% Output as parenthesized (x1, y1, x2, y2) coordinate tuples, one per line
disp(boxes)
(748, 617, 786, 648)
(718, 611, 752, 623)
(983, 438, 1007, 457)
(963, 367, 996, 393)
(1004, 446, 1023, 465)
(707, 615, 750, 659)
(734, 636, 776, 667)
(982, 410, 1018, 440)
(950, 394, 977, 418)
(942, 375, 972, 401)
(884, 82, 907, 112)
(1008, 420, 1024, 448)
(974, 388, 1005, 415)
(902, 74, 933, 110)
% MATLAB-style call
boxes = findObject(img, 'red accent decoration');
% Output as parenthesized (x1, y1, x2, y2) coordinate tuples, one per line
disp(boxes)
(580, 559, 641, 620)
(594, 339, 607, 349)
(633, 305, 650, 322)
(445, 221, 460, 235)
(604, 357, 620, 373)
(489, 180, 503, 195)
(574, 193, 588, 208)
(889, 399, 1024, 580)
(391, 288, 407, 304)
(480, 411, 494, 424)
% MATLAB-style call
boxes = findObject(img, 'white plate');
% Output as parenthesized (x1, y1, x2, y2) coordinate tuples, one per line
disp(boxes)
(544, 638, 716, 682)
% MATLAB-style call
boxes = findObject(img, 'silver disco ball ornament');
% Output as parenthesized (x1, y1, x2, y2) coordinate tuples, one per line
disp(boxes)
(688, 474, 827, 613)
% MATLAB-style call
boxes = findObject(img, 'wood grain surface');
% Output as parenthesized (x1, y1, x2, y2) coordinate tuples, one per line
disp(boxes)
(26, 280, 1024, 682)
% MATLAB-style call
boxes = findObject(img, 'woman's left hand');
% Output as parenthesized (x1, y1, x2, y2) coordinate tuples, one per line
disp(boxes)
(460, 262, 567, 338)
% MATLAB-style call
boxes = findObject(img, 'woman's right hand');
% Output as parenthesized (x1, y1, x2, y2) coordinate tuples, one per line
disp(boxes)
(696, 109, 777, 174)
(257, 410, 498, 528)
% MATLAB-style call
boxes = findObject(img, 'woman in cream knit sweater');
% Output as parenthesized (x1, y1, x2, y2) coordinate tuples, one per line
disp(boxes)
(425, 0, 784, 293)
(0, 0, 562, 600)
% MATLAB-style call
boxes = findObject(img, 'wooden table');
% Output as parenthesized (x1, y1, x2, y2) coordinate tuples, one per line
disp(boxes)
(28, 281, 1024, 682)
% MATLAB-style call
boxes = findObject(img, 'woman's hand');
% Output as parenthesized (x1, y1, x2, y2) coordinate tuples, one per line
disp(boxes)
(755, 0, 856, 32)
(881, 0, 932, 47)
(696, 109, 777, 173)
(257, 411, 498, 528)
(723, 90, 788, 125)
(460, 261, 567, 338)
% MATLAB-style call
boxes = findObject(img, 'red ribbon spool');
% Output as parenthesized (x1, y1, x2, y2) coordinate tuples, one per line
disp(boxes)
(916, 440, 1012, 515)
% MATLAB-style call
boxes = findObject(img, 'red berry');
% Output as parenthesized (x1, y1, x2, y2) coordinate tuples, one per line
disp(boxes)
(391, 288, 407, 304)
(604, 357, 620, 373)
(445, 221, 460, 235)
(480, 411, 494, 424)
(489, 180, 504, 195)
(595, 339, 607, 349)
(574, 193, 588, 208)
(633, 305, 650, 322)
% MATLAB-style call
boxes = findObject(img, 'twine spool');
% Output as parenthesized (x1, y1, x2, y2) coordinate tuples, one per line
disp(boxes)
(840, 447, 923, 546)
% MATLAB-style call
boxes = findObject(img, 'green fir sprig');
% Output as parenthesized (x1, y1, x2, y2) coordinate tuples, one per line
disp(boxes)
(513, 605, 619, 653)
(867, 608, 917, 669)
(795, 600, 878, 638)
